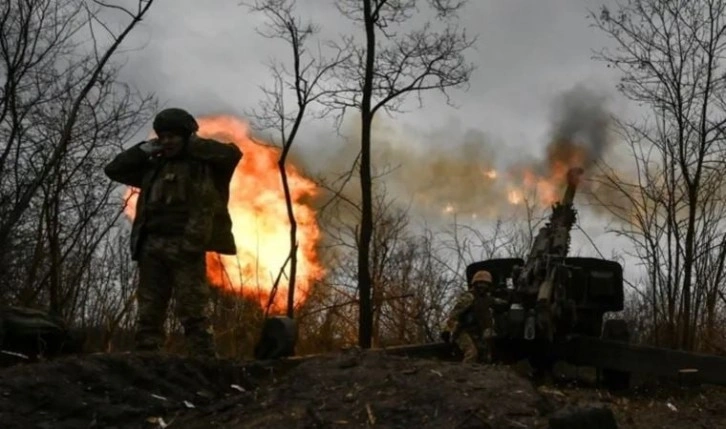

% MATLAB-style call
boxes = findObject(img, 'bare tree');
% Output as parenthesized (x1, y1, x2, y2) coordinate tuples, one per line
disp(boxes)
(590, 0, 726, 350)
(283, 166, 549, 352)
(245, 0, 346, 318)
(324, 0, 475, 348)
(303, 178, 463, 348)
(0, 0, 156, 323)
(82, 225, 139, 352)
(0, 0, 155, 248)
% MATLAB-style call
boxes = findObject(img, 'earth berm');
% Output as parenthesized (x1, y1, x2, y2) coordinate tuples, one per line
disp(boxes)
(1, 350, 724, 428)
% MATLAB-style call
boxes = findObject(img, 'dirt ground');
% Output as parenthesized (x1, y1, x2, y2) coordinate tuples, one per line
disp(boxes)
(1, 350, 725, 429)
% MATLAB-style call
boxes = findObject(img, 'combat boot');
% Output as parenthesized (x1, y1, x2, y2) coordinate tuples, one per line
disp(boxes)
(479, 329, 495, 364)
(183, 318, 217, 358)
(134, 330, 165, 353)
(187, 341, 217, 358)
(185, 331, 217, 358)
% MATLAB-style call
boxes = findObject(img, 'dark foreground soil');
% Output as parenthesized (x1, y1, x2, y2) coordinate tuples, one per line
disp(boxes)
(1, 350, 725, 429)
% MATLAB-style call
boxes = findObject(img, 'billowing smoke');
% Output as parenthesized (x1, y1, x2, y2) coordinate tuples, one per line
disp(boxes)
(383, 128, 506, 218)
(546, 84, 612, 173)
(502, 84, 616, 209)
(507, 84, 613, 184)
(302, 118, 508, 219)
(299, 83, 618, 220)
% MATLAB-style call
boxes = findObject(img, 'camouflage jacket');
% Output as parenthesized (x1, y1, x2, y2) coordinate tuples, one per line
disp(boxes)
(104, 135, 242, 260)
(445, 289, 493, 337)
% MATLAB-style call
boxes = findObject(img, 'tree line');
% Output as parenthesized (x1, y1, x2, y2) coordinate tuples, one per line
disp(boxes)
(2, 0, 726, 356)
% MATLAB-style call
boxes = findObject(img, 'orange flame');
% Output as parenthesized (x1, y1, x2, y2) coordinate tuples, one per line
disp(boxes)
(507, 189, 523, 205)
(501, 146, 588, 207)
(483, 169, 497, 179)
(122, 115, 325, 312)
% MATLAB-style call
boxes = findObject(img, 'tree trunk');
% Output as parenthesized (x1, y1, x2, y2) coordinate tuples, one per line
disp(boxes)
(280, 159, 298, 318)
(357, 0, 376, 349)
(681, 194, 698, 350)
(48, 166, 62, 315)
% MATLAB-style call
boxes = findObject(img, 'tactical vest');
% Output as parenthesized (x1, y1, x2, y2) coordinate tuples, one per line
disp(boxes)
(459, 291, 492, 335)
(143, 158, 197, 236)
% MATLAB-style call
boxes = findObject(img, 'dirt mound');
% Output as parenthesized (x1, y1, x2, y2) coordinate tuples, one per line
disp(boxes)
(540, 381, 726, 429)
(177, 350, 553, 429)
(0, 352, 264, 429)
(1, 350, 726, 428)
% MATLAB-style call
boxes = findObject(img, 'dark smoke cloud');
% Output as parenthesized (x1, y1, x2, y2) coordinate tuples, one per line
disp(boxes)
(545, 84, 613, 172)
(295, 83, 618, 221)
(504, 84, 614, 197)
(542, 84, 635, 217)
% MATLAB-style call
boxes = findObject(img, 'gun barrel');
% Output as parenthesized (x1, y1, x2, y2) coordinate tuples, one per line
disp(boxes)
(561, 167, 584, 205)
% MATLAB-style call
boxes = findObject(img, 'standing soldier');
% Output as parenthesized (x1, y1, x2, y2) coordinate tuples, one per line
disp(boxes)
(442, 270, 497, 363)
(104, 108, 242, 357)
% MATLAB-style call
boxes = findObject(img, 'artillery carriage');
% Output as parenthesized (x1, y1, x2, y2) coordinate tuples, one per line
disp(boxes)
(465, 168, 631, 386)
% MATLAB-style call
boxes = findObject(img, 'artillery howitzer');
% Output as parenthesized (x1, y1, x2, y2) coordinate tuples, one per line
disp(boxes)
(463, 168, 630, 384)
(256, 167, 726, 389)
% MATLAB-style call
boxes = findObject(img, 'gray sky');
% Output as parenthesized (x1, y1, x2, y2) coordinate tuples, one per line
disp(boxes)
(109, 0, 641, 282)
(115, 0, 624, 146)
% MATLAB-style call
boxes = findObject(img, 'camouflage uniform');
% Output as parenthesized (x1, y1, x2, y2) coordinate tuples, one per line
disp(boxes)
(444, 270, 496, 363)
(104, 108, 242, 357)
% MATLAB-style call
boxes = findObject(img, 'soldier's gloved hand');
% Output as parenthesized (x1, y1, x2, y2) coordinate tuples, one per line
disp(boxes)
(440, 330, 451, 343)
(492, 298, 509, 308)
(139, 139, 163, 155)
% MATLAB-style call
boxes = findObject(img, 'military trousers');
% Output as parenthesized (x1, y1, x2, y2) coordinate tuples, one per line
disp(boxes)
(455, 332, 491, 364)
(135, 235, 216, 357)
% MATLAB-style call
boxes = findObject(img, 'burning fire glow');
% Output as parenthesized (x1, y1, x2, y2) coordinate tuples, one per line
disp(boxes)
(485, 146, 588, 207)
(507, 189, 524, 205)
(122, 115, 325, 312)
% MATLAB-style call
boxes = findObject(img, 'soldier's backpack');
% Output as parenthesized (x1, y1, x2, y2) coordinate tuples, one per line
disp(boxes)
(253, 316, 297, 360)
(0, 306, 84, 364)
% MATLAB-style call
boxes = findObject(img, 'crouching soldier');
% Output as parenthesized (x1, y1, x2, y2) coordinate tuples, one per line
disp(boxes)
(441, 270, 497, 363)
(104, 108, 242, 357)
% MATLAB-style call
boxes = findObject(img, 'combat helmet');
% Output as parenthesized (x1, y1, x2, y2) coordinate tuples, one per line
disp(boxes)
(153, 108, 199, 137)
(470, 270, 492, 288)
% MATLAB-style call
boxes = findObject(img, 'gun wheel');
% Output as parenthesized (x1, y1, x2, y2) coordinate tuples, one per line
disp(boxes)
(599, 318, 631, 390)
(527, 339, 556, 384)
